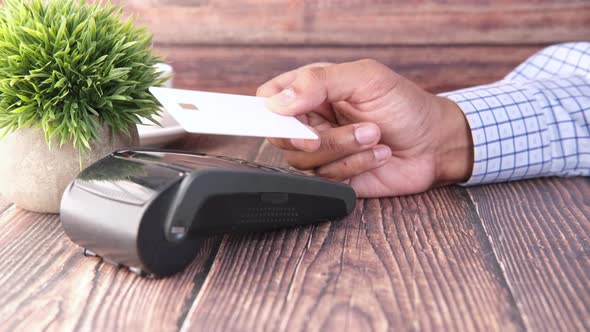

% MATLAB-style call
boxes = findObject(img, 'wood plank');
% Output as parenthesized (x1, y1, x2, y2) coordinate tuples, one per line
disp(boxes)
(303, 1, 590, 46)
(114, 0, 590, 46)
(154, 45, 541, 95)
(467, 177, 590, 331)
(180, 142, 524, 331)
(0, 207, 219, 331)
(0, 195, 12, 216)
(0, 136, 264, 331)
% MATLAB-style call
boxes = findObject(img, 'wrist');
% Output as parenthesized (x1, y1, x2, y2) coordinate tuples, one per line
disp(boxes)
(432, 96, 474, 186)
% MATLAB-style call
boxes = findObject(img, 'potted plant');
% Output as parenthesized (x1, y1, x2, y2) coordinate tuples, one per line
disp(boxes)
(0, 0, 166, 213)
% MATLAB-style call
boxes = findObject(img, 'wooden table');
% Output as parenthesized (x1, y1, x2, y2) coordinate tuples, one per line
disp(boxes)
(0, 133, 588, 331)
(0, 0, 587, 328)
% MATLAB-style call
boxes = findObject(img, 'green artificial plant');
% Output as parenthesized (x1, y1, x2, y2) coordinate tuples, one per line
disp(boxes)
(0, 0, 166, 151)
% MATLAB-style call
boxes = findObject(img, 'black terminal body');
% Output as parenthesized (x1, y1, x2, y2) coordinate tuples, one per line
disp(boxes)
(60, 149, 356, 277)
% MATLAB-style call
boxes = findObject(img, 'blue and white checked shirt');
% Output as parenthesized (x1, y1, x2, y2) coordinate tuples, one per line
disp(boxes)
(442, 42, 590, 185)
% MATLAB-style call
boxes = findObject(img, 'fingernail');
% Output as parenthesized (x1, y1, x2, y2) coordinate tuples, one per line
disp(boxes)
(268, 88, 296, 107)
(373, 145, 391, 161)
(291, 138, 320, 152)
(354, 125, 379, 145)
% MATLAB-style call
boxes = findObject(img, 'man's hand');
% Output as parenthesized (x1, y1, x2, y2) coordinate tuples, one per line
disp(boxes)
(257, 60, 474, 197)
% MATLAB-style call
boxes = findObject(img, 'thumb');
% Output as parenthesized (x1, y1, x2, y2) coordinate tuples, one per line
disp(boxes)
(265, 59, 393, 116)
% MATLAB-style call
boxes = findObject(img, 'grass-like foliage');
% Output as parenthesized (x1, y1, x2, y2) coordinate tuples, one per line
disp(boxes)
(0, 0, 166, 151)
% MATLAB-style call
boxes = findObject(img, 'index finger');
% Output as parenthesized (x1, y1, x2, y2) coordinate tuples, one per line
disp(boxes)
(256, 62, 334, 97)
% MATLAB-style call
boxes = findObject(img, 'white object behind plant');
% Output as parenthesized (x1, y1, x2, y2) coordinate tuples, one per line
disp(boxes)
(138, 63, 185, 147)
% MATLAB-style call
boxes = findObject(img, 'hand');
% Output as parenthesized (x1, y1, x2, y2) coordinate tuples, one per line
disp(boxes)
(256, 60, 474, 198)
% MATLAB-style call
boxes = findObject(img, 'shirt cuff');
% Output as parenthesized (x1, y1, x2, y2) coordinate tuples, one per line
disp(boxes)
(439, 81, 551, 186)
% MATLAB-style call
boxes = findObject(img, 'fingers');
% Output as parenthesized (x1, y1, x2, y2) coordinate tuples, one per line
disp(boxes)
(282, 122, 381, 169)
(258, 59, 398, 183)
(256, 70, 298, 97)
(316, 145, 392, 181)
(264, 59, 397, 116)
(267, 112, 335, 152)
(268, 137, 320, 152)
(256, 62, 334, 97)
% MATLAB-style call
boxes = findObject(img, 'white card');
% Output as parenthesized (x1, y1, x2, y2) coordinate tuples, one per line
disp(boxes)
(149, 87, 318, 140)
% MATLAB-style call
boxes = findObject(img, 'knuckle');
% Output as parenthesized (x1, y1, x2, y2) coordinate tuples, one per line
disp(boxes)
(358, 59, 393, 77)
(301, 66, 328, 84)
(356, 58, 399, 92)
(320, 135, 341, 153)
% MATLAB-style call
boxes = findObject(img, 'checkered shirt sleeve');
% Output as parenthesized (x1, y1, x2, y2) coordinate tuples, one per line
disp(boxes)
(441, 42, 590, 185)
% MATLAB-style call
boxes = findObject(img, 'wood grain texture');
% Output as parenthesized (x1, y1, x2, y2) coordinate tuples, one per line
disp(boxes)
(1, 0, 589, 327)
(0, 135, 264, 332)
(154, 45, 541, 95)
(179, 141, 524, 331)
(0, 208, 218, 332)
(467, 178, 590, 331)
(0, 196, 12, 217)
(114, 0, 590, 45)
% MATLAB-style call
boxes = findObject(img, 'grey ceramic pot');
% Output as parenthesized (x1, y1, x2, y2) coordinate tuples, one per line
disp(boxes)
(0, 125, 139, 213)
